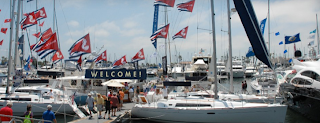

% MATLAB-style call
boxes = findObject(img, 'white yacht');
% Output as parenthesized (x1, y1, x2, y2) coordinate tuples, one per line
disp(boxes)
(132, 96, 287, 123)
(245, 63, 257, 77)
(217, 62, 228, 79)
(0, 85, 85, 117)
(171, 64, 184, 80)
(226, 60, 245, 78)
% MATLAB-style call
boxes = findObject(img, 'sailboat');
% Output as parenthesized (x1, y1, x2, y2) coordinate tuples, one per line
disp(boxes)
(131, 0, 287, 122)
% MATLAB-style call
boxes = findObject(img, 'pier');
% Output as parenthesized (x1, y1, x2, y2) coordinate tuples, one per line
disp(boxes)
(69, 102, 135, 123)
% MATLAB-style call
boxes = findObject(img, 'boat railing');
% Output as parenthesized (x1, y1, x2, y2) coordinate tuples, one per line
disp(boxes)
(0, 114, 53, 123)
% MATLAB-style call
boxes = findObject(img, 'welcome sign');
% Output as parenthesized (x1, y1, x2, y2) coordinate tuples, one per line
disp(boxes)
(85, 69, 147, 79)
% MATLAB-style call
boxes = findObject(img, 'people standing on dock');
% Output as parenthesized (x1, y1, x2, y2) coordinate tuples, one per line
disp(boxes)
(86, 93, 94, 119)
(42, 105, 57, 123)
(119, 90, 124, 110)
(244, 81, 247, 94)
(96, 93, 104, 119)
(241, 81, 245, 94)
(135, 86, 141, 102)
(129, 86, 134, 102)
(0, 102, 13, 123)
(110, 93, 119, 117)
(23, 104, 33, 123)
(103, 95, 112, 120)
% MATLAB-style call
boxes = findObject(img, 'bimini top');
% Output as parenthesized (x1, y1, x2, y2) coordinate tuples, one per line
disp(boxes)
(163, 81, 191, 86)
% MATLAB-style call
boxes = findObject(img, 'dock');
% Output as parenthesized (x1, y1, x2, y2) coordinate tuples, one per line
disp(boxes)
(68, 102, 136, 123)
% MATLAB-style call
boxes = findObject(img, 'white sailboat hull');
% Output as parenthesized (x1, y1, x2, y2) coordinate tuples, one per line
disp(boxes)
(132, 104, 287, 123)
(0, 101, 75, 116)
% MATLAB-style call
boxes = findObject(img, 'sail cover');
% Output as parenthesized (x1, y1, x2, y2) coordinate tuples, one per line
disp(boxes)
(233, 0, 273, 69)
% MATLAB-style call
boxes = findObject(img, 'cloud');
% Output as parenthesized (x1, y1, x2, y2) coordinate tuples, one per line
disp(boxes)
(68, 20, 79, 27)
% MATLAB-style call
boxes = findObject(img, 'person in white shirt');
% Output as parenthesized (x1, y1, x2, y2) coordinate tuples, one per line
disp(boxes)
(47, 89, 54, 98)
(161, 86, 168, 99)
(86, 93, 94, 119)
(128, 86, 134, 102)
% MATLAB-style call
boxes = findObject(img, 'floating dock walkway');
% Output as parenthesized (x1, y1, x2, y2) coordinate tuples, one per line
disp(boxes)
(69, 102, 135, 123)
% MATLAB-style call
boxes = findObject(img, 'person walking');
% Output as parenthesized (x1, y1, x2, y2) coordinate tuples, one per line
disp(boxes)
(23, 104, 33, 123)
(244, 80, 248, 94)
(110, 93, 119, 117)
(0, 102, 13, 123)
(135, 86, 141, 102)
(86, 93, 94, 119)
(129, 86, 134, 102)
(96, 93, 104, 119)
(119, 89, 124, 110)
(42, 105, 57, 123)
(103, 95, 112, 120)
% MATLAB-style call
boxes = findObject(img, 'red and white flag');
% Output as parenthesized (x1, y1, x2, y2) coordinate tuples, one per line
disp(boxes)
(52, 50, 64, 64)
(154, 0, 175, 7)
(131, 48, 145, 62)
(113, 55, 127, 67)
(150, 24, 170, 41)
(94, 50, 107, 63)
(0, 40, 3, 45)
(32, 32, 41, 38)
(20, 12, 37, 30)
(1, 28, 7, 34)
(4, 19, 11, 23)
(39, 21, 44, 27)
(36, 33, 59, 52)
(68, 33, 91, 58)
(177, 0, 195, 12)
(34, 7, 47, 21)
(172, 26, 188, 40)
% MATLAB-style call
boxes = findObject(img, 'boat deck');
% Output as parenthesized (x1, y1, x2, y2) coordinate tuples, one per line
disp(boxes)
(68, 102, 135, 123)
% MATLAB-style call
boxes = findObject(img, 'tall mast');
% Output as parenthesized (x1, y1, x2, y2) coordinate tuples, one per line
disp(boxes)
(14, 0, 22, 69)
(210, 0, 218, 99)
(164, 7, 168, 76)
(227, 0, 233, 93)
(7, 0, 16, 94)
(267, 0, 270, 55)
(316, 14, 319, 55)
(53, 0, 56, 32)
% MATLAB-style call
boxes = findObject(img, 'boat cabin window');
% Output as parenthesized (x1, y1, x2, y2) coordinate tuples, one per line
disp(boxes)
(71, 80, 77, 85)
(175, 103, 211, 107)
(291, 78, 312, 85)
(301, 71, 320, 80)
(1, 98, 31, 101)
(286, 73, 296, 82)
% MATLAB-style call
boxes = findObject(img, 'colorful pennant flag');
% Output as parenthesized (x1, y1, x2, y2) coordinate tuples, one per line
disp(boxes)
(39, 21, 44, 27)
(275, 32, 280, 36)
(0, 40, 3, 46)
(172, 26, 188, 40)
(177, 0, 195, 12)
(1, 28, 7, 34)
(4, 19, 11, 23)
(310, 29, 316, 34)
(32, 32, 41, 38)
(279, 41, 283, 45)
(285, 33, 301, 44)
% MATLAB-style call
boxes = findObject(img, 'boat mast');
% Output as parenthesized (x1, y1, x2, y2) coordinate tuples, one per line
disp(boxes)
(227, 0, 233, 93)
(14, 0, 22, 69)
(316, 14, 319, 55)
(164, 7, 168, 77)
(268, 0, 270, 55)
(210, 0, 218, 99)
(7, 0, 16, 94)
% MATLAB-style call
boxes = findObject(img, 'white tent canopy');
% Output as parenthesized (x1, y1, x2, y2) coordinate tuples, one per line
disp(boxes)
(102, 79, 128, 87)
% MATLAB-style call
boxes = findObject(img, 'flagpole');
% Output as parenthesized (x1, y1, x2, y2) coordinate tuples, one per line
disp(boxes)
(316, 14, 319, 55)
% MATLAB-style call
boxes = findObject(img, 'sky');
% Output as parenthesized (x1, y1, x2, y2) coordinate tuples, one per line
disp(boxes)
(0, 0, 319, 65)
